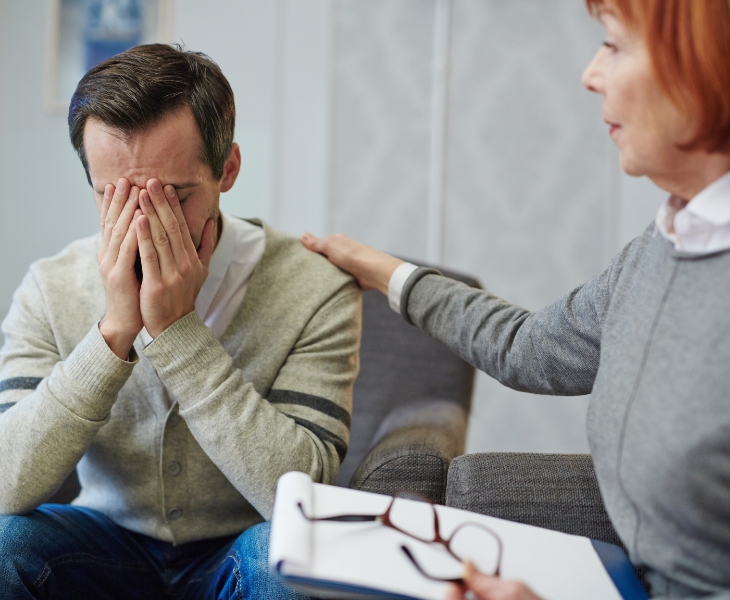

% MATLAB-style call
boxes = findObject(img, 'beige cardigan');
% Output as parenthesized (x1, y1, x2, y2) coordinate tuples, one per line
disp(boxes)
(0, 220, 361, 544)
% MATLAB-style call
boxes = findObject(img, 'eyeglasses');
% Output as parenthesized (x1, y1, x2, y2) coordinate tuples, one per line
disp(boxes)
(297, 491, 502, 583)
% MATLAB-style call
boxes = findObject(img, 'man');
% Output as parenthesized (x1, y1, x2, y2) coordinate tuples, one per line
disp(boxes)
(0, 45, 360, 599)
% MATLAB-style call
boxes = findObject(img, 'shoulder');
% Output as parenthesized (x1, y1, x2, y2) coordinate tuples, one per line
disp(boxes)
(605, 222, 669, 284)
(253, 220, 358, 300)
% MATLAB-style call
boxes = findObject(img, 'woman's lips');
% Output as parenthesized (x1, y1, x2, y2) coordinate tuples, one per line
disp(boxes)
(606, 121, 621, 137)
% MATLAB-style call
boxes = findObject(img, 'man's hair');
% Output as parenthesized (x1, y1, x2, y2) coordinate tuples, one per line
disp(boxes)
(69, 44, 235, 183)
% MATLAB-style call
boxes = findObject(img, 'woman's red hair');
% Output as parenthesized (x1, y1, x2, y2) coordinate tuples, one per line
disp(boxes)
(586, 0, 730, 152)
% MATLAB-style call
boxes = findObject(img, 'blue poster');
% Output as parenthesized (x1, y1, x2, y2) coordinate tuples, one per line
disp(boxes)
(84, 0, 142, 71)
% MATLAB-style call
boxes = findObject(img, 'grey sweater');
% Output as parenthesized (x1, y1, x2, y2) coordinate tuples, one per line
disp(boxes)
(402, 224, 730, 599)
(0, 221, 361, 545)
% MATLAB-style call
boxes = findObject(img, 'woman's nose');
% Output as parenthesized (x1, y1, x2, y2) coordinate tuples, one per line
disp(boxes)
(582, 48, 605, 94)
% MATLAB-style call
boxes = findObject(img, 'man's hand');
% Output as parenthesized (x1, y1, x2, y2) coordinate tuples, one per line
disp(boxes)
(446, 563, 544, 600)
(136, 178, 215, 338)
(98, 178, 143, 359)
(301, 232, 403, 295)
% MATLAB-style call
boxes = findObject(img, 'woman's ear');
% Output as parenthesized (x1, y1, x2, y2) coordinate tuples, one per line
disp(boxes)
(219, 143, 241, 193)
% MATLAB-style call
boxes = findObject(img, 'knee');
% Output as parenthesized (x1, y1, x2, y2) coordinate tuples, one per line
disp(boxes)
(230, 521, 271, 572)
(227, 522, 307, 600)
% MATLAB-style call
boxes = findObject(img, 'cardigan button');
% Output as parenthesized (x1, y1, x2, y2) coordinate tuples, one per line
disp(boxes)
(167, 462, 182, 477)
(167, 506, 183, 521)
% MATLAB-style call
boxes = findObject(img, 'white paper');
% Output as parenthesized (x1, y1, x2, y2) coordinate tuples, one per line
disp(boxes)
(270, 472, 623, 600)
(269, 471, 314, 576)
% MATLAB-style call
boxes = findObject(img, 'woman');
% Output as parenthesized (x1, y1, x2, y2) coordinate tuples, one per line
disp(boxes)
(302, 0, 730, 598)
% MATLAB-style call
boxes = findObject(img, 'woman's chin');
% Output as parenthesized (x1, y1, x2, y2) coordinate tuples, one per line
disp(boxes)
(618, 152, 647, 178)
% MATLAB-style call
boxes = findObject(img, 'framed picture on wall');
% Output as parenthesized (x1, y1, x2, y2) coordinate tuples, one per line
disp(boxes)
(44, 0, 175, 113)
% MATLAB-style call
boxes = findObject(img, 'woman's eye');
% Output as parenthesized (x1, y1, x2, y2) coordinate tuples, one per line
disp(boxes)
(602, 41, 618, 53)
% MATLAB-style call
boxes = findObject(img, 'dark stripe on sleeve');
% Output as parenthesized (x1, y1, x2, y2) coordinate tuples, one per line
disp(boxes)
(289, 416, 348, 464)
(0, 402, 15, 413)
(0, 377, 43, 393)
(269, 389, 351, 429)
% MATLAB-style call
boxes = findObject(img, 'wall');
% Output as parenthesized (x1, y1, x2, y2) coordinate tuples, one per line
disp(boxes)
(0, 0, 98, 347)
(0, 0, 668, 453)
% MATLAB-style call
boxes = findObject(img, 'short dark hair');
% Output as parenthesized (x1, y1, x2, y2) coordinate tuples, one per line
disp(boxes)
(69, 44, 235, 183)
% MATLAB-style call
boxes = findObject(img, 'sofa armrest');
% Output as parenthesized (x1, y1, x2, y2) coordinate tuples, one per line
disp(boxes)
(348, 400, 467, 504)
(446, 452, 623, 547)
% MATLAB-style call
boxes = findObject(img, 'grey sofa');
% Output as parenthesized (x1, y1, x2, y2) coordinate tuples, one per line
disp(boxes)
(49, 264, 481, 507)
(337, 265, 480, 504)
(446, 452, 649, 587)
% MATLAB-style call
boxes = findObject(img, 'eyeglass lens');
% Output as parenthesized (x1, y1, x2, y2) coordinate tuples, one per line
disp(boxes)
(387, 493, 437, 541)
(403, 523, 501, 581)
(388, 494, 501, 579)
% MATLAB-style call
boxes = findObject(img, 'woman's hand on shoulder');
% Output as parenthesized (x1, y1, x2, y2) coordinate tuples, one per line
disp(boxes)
(302, 232, 404, 294)
(446, 563, 544, 600)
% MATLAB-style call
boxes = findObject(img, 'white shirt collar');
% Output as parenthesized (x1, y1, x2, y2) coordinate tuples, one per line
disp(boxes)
(684, 170, 730, 226)
(655, 171, 730, 254)
(195, 213, 236, 320)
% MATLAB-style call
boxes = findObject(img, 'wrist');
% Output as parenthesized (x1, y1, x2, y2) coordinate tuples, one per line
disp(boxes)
(145, 307, 196, 340)
(99, 317, 137, 360)
(364, 253, 404, 295)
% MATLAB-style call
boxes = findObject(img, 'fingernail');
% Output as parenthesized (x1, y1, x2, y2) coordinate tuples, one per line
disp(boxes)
(164, 185, 176, 200)
(117, 179, 127, 194)
(141, 191, 151, 206)
(149, 180, 162, 194)
(104, 185, 113, 199)
(129, 187, 139, 201)
(139, 217, 149, 230)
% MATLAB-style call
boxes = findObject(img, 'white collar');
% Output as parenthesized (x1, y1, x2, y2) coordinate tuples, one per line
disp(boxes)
(195, 213, 236, 319)
(684, 170, 730, 226)
(655, 171, 730, 253)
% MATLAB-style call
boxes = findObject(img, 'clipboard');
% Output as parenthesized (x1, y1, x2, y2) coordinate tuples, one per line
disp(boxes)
(269, 472, 648, 600)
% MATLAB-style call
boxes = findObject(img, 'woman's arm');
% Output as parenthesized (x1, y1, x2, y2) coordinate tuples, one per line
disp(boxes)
(303, 232, 616, 396)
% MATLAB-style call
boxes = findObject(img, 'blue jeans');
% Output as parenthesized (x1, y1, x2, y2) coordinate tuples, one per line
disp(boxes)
(0, 504, 308, 599)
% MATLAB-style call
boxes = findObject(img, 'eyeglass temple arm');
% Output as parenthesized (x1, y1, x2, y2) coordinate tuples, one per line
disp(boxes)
(297, 502, 380, 522)
(400, 545, 463, 584)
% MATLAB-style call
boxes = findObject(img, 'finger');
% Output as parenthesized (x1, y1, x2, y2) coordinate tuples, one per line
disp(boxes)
(445, 583, 466, 600)
(197, 218, 216, 270)
(98, 184, 115, 262)
(301, 232, 327, 254)
(101, 178, 131, 255)
(140, 188, 175, 274)
(462, 562, 496, 597)
(105, 186, 140, 262)
(464, 573, 507, 600)
(136, 214, 162, 281)
(162, 184, 197, 256)
(100, 184, 114, 231)
(117, 210, 140, 274)
(146, 179, 187, 263)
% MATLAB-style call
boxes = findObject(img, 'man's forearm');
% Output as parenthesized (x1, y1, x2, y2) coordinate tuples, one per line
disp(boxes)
(0, 324, 135, 514)
(142, 313, 341, 519)
(143, 278, 360, 520)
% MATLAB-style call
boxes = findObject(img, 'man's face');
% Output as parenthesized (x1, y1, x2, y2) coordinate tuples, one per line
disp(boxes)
(84, 107, 226, 249)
